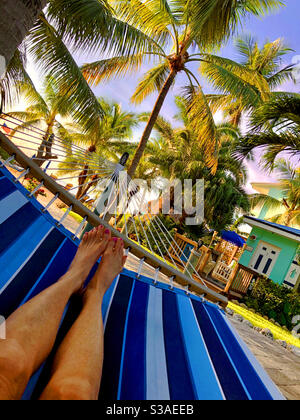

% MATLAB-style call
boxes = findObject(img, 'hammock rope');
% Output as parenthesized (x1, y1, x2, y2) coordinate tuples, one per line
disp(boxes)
(0, 115, 228, 306)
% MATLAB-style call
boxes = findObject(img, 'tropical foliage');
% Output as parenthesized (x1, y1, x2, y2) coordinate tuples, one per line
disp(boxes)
(236, 94, 300, 167)
(250, 159, 300, 227)
(202, 36, 296, 127)
(57, 98, 139, 200)
(243, 277, 300, 330)
(82, 0, 283, 175)
(5, 75, 73, 167)
(135, 98, 250, 231)
(1, 0, 162, 128)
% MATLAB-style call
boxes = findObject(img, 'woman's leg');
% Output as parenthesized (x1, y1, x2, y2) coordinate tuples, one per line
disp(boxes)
(40, 238, 126, 401)
(0, 226, 111, 400)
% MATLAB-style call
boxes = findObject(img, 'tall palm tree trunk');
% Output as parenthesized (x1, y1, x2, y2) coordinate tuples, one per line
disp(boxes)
(76, 145, 97, 200)
(35, 117, 56, 167)
(127, 70, 177, 178)
(0, 0, 47, 68)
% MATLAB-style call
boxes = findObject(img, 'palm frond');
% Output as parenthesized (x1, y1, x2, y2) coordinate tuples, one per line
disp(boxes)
(47, 0, 163, 57)
(184, 85, 219, 173)
(266, 64, 296, 88)
(131, 61, 170, 104)
(0, 47, 32, 110)
(82, 55, 145, 87)
(250, 95, 300, 130)
(28, 14, 104, 129)
(187, 0, 282, 50)
(235, 131, 300, 165)
(249, 193, 283, 212)
(200, 54, 269, 106)
(110, 0, 173, 47)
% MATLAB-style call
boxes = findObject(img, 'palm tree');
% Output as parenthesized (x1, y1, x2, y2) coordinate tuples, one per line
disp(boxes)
(250, 159, 300, 227)
(137, 98, 250, 230)
(6, 75, 72, 166)
(57, 98, 139, 200)
(82, 0, 282, 176)
(0, 46, 32, 111)
(0, 0, 47, 67)
(1, 0, 163, 128)
(143, 97, 247, 186)
(235, 94, 300, 167)
(202, 36, 296, 127)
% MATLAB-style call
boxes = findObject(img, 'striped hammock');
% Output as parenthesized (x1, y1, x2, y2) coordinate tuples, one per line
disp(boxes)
(0, 160, 285, 400)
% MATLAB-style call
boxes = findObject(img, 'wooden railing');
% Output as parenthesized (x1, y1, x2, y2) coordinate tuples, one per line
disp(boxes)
(212, 261, 234, 284)
(168, 233, 197, 266)
(224, 264, 255, 297)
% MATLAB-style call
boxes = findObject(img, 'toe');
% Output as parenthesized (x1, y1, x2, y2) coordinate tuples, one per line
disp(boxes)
(112, 237, 119, 252)
(104, 228, 111, 241)
(90, 228, 97, 244)
(115, 238, 123, 253)
(98, 225, 105, 239)
(106, 238, 115, 254)
(96, 225, 103, 242)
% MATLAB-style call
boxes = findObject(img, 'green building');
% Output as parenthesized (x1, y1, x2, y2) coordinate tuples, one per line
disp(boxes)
(240, 216, 300, 291)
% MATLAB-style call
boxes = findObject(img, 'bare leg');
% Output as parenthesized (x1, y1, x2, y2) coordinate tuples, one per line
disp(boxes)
(40, 238, 127, 401)
(0, 226, 111, 400)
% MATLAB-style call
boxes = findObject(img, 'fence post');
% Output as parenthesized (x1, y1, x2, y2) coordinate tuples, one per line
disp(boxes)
(224, 263, 239, 294)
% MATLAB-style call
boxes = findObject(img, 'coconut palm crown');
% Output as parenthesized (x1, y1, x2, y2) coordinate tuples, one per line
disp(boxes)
(81, 0, 283, 176)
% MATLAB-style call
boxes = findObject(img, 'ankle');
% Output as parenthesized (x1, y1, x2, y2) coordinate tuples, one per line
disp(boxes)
(83, 288, 104, 306)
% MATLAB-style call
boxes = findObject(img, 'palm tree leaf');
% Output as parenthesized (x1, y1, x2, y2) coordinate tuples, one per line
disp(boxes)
(267, 65, 297, 88)
(140, 113, 177, 147)
(131, 61, 170, 104)
(0, 47, 34, 110)
(186, 0, 282, 49)
(47, 0, 163, 57)
(28, 15, 104, 129)
(249, 193, 282, 212)
(200, 54, 270, 104)
(235, 131, 300, 166)
(183, 84, 219, 173)
(110, 0, 173, 47)
(81, 54, 146, 86)
(250, 95, 300, 130)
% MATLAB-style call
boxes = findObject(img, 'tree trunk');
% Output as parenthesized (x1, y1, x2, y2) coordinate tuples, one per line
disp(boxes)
(127, 70, 177, 178)
(0, 0, 48, 70)
(34, 117, 56, 167)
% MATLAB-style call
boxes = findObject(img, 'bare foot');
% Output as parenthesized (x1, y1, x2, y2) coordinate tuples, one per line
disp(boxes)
(64, 226, 111, 293)
(84, 238, 127, 299)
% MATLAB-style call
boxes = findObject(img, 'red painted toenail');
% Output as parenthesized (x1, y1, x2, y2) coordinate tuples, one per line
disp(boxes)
(105, 229, 110, 234)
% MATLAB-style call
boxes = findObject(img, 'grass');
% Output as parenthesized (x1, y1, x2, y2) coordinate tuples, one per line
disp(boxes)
(129, 238, 180, 272)
(62, 208, 84, 224)
(228, 302, 300, 349)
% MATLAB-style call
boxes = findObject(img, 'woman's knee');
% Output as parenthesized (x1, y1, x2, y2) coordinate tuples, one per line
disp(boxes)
(42, 377, 96, 401)
(0, 339, 30, 399)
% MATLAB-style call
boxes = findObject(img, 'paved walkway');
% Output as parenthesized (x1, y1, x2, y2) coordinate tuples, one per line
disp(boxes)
(229, 317, 300, 400)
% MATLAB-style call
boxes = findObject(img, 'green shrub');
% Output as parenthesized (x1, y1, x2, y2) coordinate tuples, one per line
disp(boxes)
(0, 146, 11, 161)
(243, 277, 300, 331)
(125, 213, 178, 256)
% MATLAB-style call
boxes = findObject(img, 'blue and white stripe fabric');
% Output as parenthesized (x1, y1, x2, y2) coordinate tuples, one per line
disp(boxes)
(0, 166, 284, 400)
